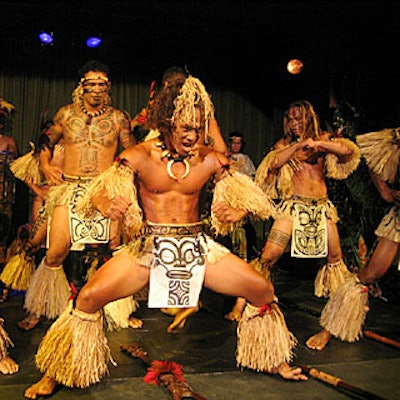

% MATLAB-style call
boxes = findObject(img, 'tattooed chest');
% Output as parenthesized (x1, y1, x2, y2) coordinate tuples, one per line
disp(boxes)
(64, 116, 118, 147)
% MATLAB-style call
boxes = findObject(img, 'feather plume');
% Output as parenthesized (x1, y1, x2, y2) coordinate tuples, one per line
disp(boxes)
(144, 360, 186, 385)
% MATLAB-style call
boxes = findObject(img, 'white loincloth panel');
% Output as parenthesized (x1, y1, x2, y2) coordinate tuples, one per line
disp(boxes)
(291, 202, 327, 258)
(148, 234, 206, 308)
(69, 182, 110, 244)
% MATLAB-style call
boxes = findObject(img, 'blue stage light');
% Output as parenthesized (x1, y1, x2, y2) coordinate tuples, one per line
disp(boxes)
(86, 36, 102, 48)
(38, 32, 53, 44)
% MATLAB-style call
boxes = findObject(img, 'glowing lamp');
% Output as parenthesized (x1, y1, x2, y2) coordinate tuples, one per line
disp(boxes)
(38, 32, 54, 44)
(287, 59, 303, 75)
(86, 36, 102, 48)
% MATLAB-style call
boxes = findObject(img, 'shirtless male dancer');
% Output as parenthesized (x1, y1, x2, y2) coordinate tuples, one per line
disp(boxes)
(226, 100, 360, 322)
(25, 74, 307, 399)
(17, 60, 136, 331)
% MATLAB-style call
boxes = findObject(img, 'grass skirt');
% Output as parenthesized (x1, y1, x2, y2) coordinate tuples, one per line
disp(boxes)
(0, 250, 34, 290)
(321, 274, 368, 342)
(236, 302, 297, 372)
(314, 259, 353, 298)
(35, 308, 113, 388)
(24, 259, 70, 319)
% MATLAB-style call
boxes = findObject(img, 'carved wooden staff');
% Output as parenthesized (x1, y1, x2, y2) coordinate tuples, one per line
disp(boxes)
(121, 342, 207, 400)
(364, 330, 400, 349)
(300, 365, 386, 400)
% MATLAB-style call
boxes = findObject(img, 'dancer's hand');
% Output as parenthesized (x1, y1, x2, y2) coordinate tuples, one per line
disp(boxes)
(212, 202, 247, 223)
(95, 195, 132, 219)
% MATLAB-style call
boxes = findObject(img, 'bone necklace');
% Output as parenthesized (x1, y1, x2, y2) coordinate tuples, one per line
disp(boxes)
(157, 141, 193, 180)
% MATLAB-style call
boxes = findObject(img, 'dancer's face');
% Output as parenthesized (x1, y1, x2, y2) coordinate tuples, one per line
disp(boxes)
(82, 71, 110, 108)
(287, 106, 304, 138)
(171, 108, 202, 156)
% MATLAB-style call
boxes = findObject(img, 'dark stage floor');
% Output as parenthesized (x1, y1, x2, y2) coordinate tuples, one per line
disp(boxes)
(1, 262, 400, 400)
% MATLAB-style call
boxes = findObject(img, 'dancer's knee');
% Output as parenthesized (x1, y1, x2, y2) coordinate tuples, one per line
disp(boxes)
(76, 284, 103, 313)
(251, 278, 275, 305)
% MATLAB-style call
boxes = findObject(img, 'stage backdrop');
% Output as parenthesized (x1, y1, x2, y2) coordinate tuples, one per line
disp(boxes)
(0, 72, 274, 164)
(0, 71, 276, 245)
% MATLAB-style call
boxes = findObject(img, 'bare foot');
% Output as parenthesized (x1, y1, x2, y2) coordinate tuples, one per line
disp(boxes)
(271, 362, 308, 381)
(24, 375, 58, 399)
(306, 329, 332, 350)
(0, 356, 19, 374)
(167, 306, 199, 333)
(128, 316, 143, 329)
(224, 308, 243, 322)
(18, 314, 40, 331)
(224, 297, 245, 322)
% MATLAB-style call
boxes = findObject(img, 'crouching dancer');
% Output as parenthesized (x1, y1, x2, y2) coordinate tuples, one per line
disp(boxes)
(25, 75, 306, 399)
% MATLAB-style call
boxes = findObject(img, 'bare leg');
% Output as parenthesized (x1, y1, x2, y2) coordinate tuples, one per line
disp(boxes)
(309, 222, 341, 346)
(225, 297, 246, 321)
(24, 375, 58, 399)
(0, 355, 19, 375)
(271, 362, 308, 381)
(307, 238, 399, 351)
(358, 237, 399, 284)
(306, 329, 333, 350)
(167, 306, 199, 333)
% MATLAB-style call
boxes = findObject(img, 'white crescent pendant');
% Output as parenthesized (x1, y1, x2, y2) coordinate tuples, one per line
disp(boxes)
(167, 159, 190, 180)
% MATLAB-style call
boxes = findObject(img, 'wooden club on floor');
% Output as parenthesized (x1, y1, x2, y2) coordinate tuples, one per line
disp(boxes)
(121, 342, 207, 400)
(300, 364, 386, 400)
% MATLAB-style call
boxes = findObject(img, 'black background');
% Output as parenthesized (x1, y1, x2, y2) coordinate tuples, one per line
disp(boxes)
(0, 0, 399, 127)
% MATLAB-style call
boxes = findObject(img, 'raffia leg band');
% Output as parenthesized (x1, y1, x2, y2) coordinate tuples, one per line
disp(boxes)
(103, 296, 139, 331)
(0, 318, 13, 360)
(24, 259, 71, 319)
(35, 308, 114, 388)
(236, 302, 297, 373)
(0, 250, 35, 291)
(320, 274, 368, 342)
(314, 259, 353, 298)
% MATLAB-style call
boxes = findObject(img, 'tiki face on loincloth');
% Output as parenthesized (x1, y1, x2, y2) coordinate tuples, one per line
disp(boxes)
(149, 235, 206, 308)
(291, 203, 327, 257)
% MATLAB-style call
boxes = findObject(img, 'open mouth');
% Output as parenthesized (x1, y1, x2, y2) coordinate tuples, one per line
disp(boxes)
(181, 142, 194, 152)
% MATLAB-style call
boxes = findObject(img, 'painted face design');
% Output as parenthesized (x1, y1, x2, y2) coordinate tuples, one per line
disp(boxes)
(81, 72, 110, 107)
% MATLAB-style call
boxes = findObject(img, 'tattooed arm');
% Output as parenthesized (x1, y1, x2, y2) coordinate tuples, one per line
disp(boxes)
(117, 109, 136, 149)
